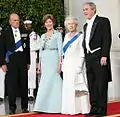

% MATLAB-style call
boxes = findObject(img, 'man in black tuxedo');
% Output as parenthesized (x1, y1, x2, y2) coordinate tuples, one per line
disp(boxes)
(82, 2, 112, 117)
(0, 13, 30, 114)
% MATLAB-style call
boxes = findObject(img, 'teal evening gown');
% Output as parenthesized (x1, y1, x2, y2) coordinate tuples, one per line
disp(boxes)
(34, 30, 63, 113)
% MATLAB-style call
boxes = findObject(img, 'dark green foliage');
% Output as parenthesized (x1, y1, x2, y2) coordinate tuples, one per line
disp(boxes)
(0, 0, 65, 35)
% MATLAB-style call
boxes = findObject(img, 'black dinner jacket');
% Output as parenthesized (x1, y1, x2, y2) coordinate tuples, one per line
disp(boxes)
(83, 15, 112, 82)
(83, 15, 112, 58)
(0, 26, 30, 66)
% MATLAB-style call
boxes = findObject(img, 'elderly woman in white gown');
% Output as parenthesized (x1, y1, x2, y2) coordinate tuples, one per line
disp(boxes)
(61, 16, 90, 115)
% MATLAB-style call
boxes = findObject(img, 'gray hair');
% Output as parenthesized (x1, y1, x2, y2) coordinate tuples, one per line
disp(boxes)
(64, 16, 78, 28)
(84, 2, 96, 13)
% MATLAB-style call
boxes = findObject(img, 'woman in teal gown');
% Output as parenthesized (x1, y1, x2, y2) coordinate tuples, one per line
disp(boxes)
(34, 14, 63, 113)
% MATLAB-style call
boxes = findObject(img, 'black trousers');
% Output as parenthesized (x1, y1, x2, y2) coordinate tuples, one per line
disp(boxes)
(85, 54, 108, 116)
(6, 52, 28, 110)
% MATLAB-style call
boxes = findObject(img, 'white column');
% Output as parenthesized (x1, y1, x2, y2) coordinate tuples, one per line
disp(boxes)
(64, 0, 88, 31)
(64, 0, 69, 16)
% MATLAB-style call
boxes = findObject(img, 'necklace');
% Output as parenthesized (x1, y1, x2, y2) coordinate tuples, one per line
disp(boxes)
(46, 30, 54, 40)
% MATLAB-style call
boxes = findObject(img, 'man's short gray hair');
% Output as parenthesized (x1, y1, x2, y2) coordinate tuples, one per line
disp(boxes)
(84, 2, 96, 13)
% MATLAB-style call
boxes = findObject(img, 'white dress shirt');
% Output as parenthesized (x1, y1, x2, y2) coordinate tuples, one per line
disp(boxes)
(85, 14, 101, 53)
(12, 27, 23, 52)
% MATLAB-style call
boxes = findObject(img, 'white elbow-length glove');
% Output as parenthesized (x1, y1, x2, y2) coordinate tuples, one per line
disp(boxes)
(76, 57, 84, 74)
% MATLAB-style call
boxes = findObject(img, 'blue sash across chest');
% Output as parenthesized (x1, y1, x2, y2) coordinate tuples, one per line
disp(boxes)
(63, 32, 81, 54)
(6, 39, 22, 63)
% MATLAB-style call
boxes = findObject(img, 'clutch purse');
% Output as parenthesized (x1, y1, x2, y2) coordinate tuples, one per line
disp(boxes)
(75, 71, 88, 97)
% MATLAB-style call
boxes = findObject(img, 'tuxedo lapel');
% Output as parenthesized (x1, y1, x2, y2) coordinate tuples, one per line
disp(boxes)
(84, 23, 88, 39)
(9, 27, 15, 44)
(90, 16, 99, 40)
(82, 23, 88, 48)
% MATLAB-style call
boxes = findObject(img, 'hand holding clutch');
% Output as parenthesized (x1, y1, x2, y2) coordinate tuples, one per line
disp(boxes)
(76, 57, 85, 74)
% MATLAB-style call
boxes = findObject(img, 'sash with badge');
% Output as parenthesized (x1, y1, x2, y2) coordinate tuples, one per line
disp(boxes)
(63, 32, 82, 54)
(6, 39, 22, 63)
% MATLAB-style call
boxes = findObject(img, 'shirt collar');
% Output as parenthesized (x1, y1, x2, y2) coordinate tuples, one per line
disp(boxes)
(11, 26, 19, 32)
(86, 14, 97, 24)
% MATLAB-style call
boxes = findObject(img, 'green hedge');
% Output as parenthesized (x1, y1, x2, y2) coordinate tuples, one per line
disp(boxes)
(0, 0, 65, 34)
